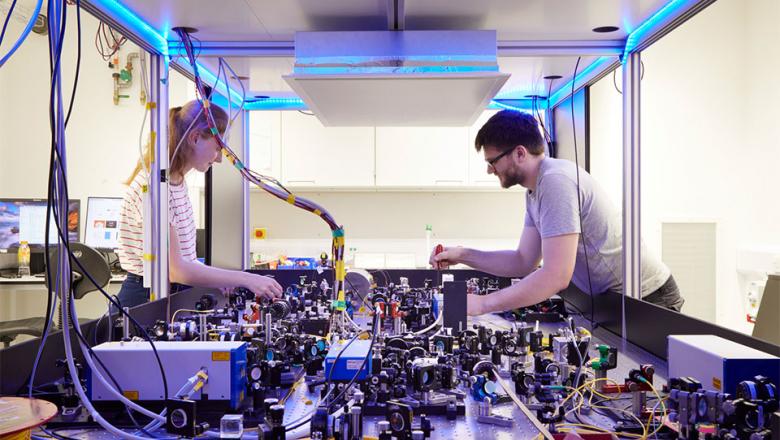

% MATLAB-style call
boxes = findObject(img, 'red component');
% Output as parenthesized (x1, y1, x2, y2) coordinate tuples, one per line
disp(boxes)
(602, 365, 654, 394)
(434, 244, 449, 269)
(243, 303, 260, 323)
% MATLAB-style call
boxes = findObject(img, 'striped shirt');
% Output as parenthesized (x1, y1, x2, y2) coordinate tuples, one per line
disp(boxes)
(117, 172, 197, 275)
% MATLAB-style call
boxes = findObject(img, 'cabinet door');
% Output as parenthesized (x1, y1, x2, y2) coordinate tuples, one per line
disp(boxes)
(375, 127, 468, 187)
(249, 111, 282, 178)
(281, 112, 375, 187)
(467, 110, 501, 187)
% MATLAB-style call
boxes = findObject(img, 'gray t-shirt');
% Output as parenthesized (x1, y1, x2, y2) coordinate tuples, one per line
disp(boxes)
(524, 157, 670, 296)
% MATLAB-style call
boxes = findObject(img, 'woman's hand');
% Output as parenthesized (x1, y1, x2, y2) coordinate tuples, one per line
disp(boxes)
(241, 273, 283, 300)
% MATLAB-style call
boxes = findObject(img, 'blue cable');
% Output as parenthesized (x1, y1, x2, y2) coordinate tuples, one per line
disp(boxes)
(0, 0, 18, 47)
(0, 0, 43, 67)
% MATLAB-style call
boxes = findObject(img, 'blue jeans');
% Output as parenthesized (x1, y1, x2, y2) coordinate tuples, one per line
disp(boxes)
(116, 273, 150, 310)
(115, 273, 191, 311)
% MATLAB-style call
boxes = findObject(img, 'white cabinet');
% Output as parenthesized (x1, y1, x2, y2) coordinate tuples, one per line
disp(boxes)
(248, 111, 282, 179)
(281, 112, 375, 187)
(467, 110, 501, 187)
(375, 127, 468, 187)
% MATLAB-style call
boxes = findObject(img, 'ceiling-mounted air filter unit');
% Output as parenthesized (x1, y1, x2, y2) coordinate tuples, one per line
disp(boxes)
(283, 30, 510, 127)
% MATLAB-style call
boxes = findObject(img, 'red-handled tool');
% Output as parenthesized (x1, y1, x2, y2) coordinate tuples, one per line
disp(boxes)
(434, 244, 449, 270)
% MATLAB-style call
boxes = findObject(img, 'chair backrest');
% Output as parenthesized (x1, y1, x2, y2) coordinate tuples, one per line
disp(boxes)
(45, 243, 111, 299)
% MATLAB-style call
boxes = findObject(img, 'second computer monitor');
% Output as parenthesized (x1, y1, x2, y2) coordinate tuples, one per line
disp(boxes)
(84, 197, 123, 251)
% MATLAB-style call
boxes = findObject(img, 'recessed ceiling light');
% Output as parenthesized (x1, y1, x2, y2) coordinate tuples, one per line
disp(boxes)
(543, 75, 563, 80)
(171, 26, 199, 34)
(592, 26, 619, 33)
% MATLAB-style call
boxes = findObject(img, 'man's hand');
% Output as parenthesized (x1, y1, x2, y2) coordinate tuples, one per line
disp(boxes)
(429, 245, 465, 269)
(467, 294, 487, 316)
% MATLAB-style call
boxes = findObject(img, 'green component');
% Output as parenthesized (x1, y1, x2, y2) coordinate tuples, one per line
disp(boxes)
(425, 224, 432, 231)
(119, 69, 132, 82)
(332, 300, 346, 311)
(332, 228, 345, 238)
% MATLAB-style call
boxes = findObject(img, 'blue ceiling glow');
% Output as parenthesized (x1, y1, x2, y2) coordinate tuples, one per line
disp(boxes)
(244, 98, 308, 111)
(546, 0, 691, 108)
(89, 0, 168, 55)
(547, 56, 614, 108)
(622, 0, 689, 61)
(489, 100, 538, 112)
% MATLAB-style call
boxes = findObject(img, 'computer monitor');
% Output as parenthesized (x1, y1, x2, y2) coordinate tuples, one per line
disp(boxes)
(84, 197, 123, 250)
(0, 198, 80, 251)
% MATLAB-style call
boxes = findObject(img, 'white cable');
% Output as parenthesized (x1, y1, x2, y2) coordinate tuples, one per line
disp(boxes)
(62, 291, 160, 439)
(344, 312, 363, 331)
(413, 312, 443, 335)
(68, 297, 166, 422)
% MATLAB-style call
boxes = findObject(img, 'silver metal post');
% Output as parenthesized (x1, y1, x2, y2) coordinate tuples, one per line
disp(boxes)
(622, 52, 642, 343)
(148, 54, 169, 300)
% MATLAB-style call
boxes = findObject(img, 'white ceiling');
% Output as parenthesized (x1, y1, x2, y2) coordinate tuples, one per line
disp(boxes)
(114, 0, 670, 101)
(126, 0, 669, 41)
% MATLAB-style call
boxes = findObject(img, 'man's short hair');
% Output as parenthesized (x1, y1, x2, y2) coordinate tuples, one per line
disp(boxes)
(474, 110, 545, 155)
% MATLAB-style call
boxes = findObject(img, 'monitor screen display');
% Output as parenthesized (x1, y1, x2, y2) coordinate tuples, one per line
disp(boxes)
(85, 197, 123, 250)
(0, 199, 80, 251)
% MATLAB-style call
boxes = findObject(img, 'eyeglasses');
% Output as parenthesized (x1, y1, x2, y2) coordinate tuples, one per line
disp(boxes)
(485, 148, 514, 168)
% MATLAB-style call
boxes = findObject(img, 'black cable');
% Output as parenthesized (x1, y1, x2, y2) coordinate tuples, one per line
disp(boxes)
(25, 0, 170, 410)
(63, 0, 80, 128)
(569, 56, 596, 324)
(286, 312, 380, 431)
(0, 0, 18, 47)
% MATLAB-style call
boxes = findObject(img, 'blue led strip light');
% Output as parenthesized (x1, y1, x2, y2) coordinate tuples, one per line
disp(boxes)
(547, 0, 692, 108)
(623, 0, 691, 61)
(547, 56, 615, 108)
(244, 98, 308, 111)
(87, 0, 168, 55)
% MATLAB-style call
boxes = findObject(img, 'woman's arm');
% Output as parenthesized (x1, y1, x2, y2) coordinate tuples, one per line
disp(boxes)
(167, 225, 282, 299)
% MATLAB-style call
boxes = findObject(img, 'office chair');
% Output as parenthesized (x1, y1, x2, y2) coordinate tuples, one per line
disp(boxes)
(0, 243, 111, 348)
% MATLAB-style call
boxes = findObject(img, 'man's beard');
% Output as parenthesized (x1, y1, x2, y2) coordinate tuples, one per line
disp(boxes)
(499, 167, 523, 188)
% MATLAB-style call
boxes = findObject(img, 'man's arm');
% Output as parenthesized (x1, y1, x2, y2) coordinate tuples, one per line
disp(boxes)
(431, 225, 543, 278)
(469, 233, 578, 315)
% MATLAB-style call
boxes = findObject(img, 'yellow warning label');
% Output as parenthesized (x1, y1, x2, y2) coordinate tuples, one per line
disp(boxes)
(212, 351, 230, 361)
(712, 377, 722, 390)
(123, 390, 139, 400)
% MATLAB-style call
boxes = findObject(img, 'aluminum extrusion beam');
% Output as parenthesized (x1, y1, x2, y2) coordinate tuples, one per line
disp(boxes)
(149, 54, 170, 299)
(622, 52, 642, 310)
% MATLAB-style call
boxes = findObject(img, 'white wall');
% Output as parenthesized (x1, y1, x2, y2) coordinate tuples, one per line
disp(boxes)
(588, 0, 780, 333)
(0, 7, 198, 246)
(249, 190, 526, 268)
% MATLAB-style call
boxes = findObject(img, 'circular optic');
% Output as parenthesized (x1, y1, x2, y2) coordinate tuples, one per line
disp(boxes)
(543, 75, 563, 80)
(170, 408, 188, 429)
(389, 412, 405, 431)
(592, 26, 619, 33)
(250, 366, 263, 381)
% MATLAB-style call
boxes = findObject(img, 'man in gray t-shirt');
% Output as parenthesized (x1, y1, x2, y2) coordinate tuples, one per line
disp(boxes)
(430, 110, 683, 316)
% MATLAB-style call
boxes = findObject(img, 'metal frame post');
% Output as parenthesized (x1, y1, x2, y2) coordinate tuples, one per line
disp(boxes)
(622, 52, 642, 312)
(149, 54, 170, 299)
(242, 110, 250, 270)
